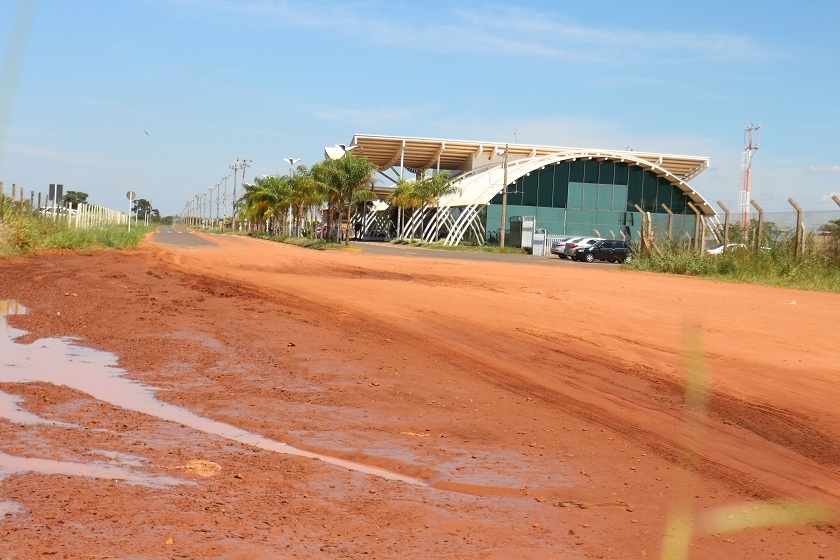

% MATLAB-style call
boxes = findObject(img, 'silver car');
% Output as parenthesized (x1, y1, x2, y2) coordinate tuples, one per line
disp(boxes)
(563, 236, 604, 258)
(549, 236, 580, 259)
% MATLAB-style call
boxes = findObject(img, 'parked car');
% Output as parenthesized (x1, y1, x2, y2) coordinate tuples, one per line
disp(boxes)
(563, 236, 604, 258)
(549, 236, 579, 258)
(572, 239, 633, 263)
(706, 242, 745, 255)
(39, 207, 76, 216)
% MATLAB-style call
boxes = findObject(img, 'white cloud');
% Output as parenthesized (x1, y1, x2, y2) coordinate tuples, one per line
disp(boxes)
(72, 97, 152, 116)
(165, 1, 772, 67)
(314, 104, 437, 126)
(807, 165, 840, 174)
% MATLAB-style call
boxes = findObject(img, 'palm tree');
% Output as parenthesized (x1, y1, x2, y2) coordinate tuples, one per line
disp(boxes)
(387, 178, 417, 240)
(239, 176, 291, 234)
(416, 171, 460, 241)
(311, 161, 343, 241)
(313, 154, 377, 246)
(284, 164, 325, 237)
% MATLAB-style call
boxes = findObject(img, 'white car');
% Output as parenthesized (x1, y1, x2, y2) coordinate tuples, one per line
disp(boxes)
(706, 243, 745, 255)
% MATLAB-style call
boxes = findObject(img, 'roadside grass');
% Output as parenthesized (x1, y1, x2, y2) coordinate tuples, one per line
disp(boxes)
(391, 238, 528, 254)
(0, 211, 152, 256)
(626, 241, 840, 293)
(242, 232, 525, 253)
(246, 231, 342, 250)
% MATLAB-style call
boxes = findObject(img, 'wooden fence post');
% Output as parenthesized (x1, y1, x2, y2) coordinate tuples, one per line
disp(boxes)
(717, 201, 731, 248)
(788, 198, 803, 256)
(687, 202, 702, 252)
(750, 199, 764, 250)
(633, 204, 647, 254)
(660, 204, 674, 239)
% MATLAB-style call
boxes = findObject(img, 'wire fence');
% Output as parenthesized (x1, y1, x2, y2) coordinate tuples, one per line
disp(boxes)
(0, 182, 128, 228)
(640, 196, 840, 263)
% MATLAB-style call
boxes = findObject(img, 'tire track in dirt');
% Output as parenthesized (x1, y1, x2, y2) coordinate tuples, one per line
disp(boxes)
(154, 238, 840, 508)
(399, 315, 840, 505)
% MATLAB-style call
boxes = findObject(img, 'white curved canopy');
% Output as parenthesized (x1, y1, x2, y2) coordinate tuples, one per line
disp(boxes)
(349, 134, 713, 215)
(439, 149, 715, 215)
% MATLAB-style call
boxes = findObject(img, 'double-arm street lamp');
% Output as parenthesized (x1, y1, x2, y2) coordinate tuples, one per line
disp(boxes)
(283, 157, 301, 236)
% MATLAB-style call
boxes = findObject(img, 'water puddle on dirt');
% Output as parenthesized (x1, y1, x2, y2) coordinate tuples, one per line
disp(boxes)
(0, 300, 423, 487)
(0, 451, 185, 488)
(0, 391, 74, 427)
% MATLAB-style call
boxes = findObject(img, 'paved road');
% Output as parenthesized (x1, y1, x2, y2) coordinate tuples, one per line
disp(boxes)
(150, 227, 619, 268)
(151, 227, 218, 249)
(348, 240, 619, 268)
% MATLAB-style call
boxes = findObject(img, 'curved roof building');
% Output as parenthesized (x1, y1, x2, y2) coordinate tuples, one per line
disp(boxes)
(345, 134, 712, 245)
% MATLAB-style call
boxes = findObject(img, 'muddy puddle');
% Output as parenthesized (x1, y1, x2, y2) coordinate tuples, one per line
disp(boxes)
(0, 299, 550, 498)
(0, 300, 424, 488)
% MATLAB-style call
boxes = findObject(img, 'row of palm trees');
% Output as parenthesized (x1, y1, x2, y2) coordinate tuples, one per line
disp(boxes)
(387, 172, 460, 240)
(237, 153, 460, 244)
(237, 154, 375, 246)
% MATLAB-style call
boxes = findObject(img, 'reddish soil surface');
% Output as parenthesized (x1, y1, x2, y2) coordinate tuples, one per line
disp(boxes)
(0, 230, 838, 559)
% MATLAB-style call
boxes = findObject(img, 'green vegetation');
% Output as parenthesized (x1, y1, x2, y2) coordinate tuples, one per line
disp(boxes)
(387, 171, 459, 241)
(234, 157, 461, 246)
(246, 232, 341, 250)
(0, 209, 152, 256)
(626, 236, 840, 293)
(132, 198, 161, 221)
(236, 154, 379, 247)
(391, 238, 527, 254)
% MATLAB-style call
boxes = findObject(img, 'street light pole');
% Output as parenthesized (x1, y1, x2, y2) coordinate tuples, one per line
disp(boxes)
(284, 157, 301, 236)
(283, 157, 301, 177)
(216, 182, 221, 227)
(499, 144, 509, 248)
(222, 175, 228, 229)
(230, 161, 240, 231)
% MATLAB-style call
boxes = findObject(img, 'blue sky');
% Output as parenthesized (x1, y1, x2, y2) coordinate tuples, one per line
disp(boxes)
(1, 0, 839, 216)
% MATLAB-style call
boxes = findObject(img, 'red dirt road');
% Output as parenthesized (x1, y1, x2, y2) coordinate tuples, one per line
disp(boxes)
(0, 230, 837, 559)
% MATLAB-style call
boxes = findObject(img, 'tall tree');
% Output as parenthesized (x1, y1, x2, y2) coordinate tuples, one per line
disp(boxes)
(387, 178, 417, 240)
(239, 176, 291, 234)
(131, 198, 151, 216)
(416, 171, 460, 241)
(313, 154, 376, 246)
(311, 161, 342, 241)
(286, 165, 325, 237)
(63, 191, 88, 206)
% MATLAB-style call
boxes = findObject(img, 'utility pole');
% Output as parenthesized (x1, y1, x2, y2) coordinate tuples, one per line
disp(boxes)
(239, 157, 251, 190)
(222, 175, 228, 226)
(229, 161, 241, 230)
(239, 157, 251, 232)
(738, 124, 760, 233)
(499, 144, 509, 248)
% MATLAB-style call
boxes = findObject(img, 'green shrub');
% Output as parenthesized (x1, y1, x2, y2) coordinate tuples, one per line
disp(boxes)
(627, 241, 840, 293)
(0, 211, 152, 256)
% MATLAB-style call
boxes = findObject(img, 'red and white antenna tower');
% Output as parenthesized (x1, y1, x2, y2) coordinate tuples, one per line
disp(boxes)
(738, 124, 760, 228)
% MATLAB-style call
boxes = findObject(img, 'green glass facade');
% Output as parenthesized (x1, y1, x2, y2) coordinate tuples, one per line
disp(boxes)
(486, 159, 697, 242)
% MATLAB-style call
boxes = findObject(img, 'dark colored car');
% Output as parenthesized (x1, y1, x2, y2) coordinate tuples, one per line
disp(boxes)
(572, 239, 633, 263)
